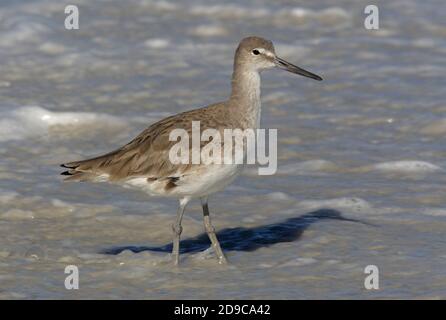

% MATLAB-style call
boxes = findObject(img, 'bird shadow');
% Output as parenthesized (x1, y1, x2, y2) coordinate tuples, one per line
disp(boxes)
(101, 208, 375, 255)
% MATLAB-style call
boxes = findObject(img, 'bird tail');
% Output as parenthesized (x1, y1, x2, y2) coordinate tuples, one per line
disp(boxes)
(60, 156, 110, 182)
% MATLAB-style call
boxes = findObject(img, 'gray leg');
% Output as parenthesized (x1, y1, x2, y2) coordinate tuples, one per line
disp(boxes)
(172, 197, 190, 266)
(201, 197, 228, 264)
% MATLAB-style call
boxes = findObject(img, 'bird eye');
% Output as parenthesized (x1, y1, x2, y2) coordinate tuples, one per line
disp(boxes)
(252, 49, 260, 55)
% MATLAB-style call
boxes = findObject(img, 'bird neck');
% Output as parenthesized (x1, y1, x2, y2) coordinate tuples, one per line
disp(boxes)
(229, 67, 262, 129)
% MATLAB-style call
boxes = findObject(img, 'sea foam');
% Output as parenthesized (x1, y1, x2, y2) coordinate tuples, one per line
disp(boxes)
(0, 106, 125, 142)
(371, 161, 442, 173)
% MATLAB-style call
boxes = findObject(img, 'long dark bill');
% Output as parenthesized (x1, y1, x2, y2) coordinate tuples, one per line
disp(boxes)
(275, 57, 322, 81)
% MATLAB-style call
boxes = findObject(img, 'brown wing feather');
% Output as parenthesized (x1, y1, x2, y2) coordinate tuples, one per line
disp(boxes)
(61, 102, 231, 182)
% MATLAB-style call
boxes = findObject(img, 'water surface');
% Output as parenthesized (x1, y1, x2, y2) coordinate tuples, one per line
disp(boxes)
(0, 0, 446, 299)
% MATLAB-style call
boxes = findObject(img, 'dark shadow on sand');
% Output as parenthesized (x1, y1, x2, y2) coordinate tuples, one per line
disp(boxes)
(101, 209, 372, 255)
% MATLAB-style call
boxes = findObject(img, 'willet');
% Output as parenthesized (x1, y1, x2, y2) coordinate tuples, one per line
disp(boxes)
(61, 36, 322, 265)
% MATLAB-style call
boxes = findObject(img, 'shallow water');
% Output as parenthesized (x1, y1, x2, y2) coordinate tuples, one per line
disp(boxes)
(1, 0, 446, 299)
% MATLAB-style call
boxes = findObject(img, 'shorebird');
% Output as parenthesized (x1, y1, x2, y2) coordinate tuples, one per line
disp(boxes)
(61, 36, 322, 265)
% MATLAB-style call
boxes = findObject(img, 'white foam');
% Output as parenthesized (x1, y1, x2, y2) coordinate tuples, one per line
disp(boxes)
(1, 209, 35, 220)
(279, 160, 338, 175)
(372, 161, 442, 173)
(51, 199, 76, 212)
(38, 42, 66, 55)
(265, 192, 293, 201)
(0, 15, 50, 48)
(289, 7, 348, 18)
(144, 38, 170, 49)
(299, 197, 373, 213)
(279, 257, 317, 267)
(190, 25, 228, 37)
(318, 7, 350, 19)
(188, 4, 350, 23)
(289, 8, 309, 18)
(421, 208, 446, 217)
(190, 5, 269, 19)
(0, 106, 126, 142)
(285, 7, 350, 21)
(141, 0, 177, 11)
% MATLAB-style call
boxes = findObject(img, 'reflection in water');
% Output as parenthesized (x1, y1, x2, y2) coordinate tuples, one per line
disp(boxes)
(102, 209, 372, 255)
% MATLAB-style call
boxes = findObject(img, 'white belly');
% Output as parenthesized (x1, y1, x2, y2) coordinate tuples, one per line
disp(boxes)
(124, 164, 243, 198)
(176, 164, 243, 197)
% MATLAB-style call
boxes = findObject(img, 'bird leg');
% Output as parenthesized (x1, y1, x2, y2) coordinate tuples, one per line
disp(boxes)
(201, 197, 228, 264)
(171, 197, 189, 266)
